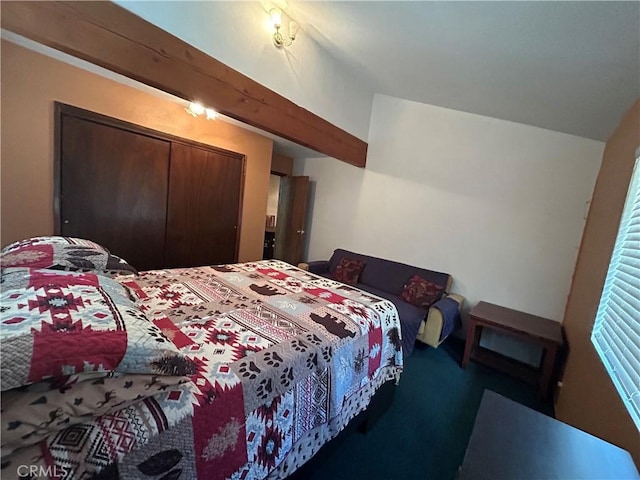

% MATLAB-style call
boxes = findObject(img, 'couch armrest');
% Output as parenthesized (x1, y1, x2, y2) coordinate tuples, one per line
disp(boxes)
(307, 260, 330, 275)
(417, 293, 465, 348)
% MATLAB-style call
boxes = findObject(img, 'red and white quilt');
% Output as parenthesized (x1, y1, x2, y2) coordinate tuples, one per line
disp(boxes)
(4, 261, 402, 480)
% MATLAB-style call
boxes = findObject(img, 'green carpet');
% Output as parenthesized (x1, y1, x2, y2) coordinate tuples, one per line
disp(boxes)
(292, 339, 553, 480)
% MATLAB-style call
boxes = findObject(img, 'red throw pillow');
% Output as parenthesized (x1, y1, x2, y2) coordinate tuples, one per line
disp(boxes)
(333, 258, 365, 285)
(401, 275, 444, 308)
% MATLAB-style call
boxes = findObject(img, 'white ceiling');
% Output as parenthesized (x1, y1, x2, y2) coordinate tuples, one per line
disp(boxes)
(289, 1, 639, 142)
(6, 1, 638, 159)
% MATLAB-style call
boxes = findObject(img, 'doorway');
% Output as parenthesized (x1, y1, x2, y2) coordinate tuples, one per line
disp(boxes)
(263, 174, 309, 265)
(263, 174, 280, 259)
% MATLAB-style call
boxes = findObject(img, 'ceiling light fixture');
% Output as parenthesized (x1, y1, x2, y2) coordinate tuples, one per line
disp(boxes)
(186, 102, 205, 117)
(185, 102, 218, 120)
(204, 108, 218, 120)
(270, 8, 299, 48)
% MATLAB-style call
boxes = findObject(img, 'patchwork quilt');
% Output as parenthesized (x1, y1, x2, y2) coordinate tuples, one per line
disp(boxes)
(0, 236, 138, 276)
(2, 261, 402, 480)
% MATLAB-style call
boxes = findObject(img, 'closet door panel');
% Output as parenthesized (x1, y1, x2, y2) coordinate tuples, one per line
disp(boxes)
(165, 143, 243, 268)
(60, 116, 170, 270)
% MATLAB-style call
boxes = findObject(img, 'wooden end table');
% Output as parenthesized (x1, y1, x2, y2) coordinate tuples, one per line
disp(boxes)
(462, 301, 564, 400)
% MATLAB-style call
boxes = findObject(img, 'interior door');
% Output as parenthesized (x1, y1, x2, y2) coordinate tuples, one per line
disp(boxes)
(275, 176, 309, 265)
(59, 115, 171, 271)
(165, 143, 244, 268)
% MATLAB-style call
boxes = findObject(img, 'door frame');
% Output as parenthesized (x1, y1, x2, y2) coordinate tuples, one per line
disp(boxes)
(54, 102, 247, 262)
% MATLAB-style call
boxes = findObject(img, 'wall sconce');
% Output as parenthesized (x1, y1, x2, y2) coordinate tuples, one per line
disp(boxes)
(270, 8, 299, 48)
(185, 102, 218, 120)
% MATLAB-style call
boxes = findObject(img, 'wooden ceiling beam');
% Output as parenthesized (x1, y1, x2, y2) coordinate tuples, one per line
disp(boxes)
(1, 1, 368, 167)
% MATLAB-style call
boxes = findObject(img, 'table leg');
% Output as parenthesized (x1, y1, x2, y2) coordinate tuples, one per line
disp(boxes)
(539, 344, 558, 400)
(462, 319, 480, 368)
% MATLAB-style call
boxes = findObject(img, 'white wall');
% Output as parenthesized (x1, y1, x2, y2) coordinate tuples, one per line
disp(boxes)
(115, 1, 373, 141)
(300, 94, 604, 363)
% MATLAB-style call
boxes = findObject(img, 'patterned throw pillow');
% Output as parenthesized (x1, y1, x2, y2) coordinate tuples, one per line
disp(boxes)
(0, 236, 137, 276)
(0, 268, 195, 391)
(401, 275, 445, 308)
(1, 236, 106, 254)
(333, 258, 365, 285)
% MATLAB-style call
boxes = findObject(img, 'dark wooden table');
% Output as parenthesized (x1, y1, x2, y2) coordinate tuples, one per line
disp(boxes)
(462, 301, 563, 399)
(458, 390, 640, 480)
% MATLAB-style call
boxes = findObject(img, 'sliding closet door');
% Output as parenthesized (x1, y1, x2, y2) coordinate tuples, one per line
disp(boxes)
(165, 143, 244, 268)
(59, 115, 170, 270)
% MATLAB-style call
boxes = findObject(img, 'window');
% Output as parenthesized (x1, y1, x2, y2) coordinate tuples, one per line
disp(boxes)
(591, 155, 640, 430)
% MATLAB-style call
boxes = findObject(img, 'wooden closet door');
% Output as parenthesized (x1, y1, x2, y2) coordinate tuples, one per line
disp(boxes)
(60, 115, 171, 271)
(165, 143, 244, 268)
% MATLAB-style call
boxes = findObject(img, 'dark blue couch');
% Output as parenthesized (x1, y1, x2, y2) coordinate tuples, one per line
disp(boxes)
(308, 249, 463, 356)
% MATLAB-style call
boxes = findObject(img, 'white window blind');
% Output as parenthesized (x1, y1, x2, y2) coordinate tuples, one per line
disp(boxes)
(591, 155, 640, 431)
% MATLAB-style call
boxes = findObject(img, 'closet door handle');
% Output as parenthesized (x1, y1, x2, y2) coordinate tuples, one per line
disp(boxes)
(63, 219, 70, 224)
(296, 229, 305, 235)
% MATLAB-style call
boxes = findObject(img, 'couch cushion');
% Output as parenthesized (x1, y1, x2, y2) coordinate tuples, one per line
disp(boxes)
(401, 275, 445, 308)
(333, 257, 365, 285)
(329, 249, 450, 295)
(356, 284, 425, 357)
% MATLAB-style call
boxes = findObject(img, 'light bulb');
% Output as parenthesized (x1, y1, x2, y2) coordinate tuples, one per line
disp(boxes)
(289, 21, 299, 40)
(186, 102, 205, 117)
(270, 8, 282, 29)
(205, 108, 218, 120)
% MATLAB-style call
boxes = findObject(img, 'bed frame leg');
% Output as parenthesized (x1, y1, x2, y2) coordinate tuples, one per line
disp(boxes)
(357, 380, 396, 433)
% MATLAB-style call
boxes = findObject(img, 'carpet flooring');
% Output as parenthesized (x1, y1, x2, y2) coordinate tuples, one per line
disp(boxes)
(292, 339, 553, 480)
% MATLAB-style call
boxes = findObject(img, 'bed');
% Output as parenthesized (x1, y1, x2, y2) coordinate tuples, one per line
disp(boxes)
(0, 237, 403, 480)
